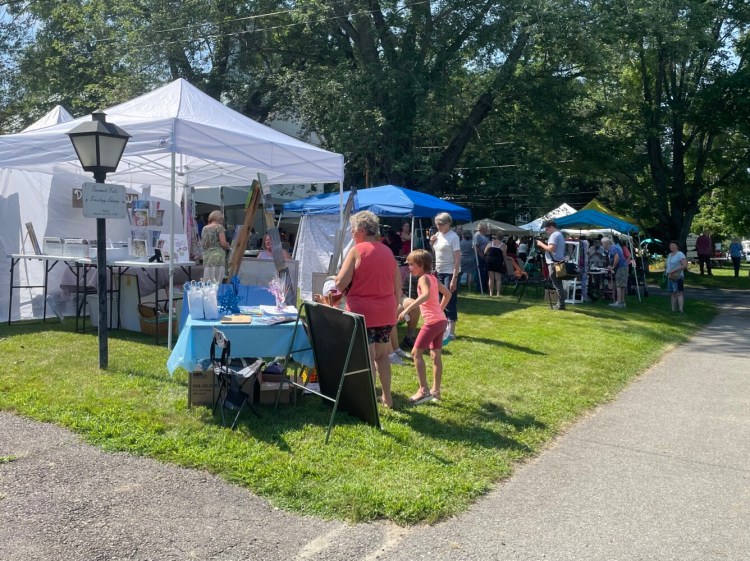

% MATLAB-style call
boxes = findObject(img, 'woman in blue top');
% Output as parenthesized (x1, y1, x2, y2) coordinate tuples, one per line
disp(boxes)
(729, 238, 742, 278)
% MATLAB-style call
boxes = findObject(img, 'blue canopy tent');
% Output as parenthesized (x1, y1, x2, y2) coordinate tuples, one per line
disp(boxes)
(283, 185, 471, 299)
(555, 209, 638, 233)
(282, 184, 472, 221)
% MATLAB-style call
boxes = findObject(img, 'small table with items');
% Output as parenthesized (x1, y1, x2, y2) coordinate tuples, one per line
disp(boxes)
(167, 312, 315, 375)
(587, 267, 613, 302)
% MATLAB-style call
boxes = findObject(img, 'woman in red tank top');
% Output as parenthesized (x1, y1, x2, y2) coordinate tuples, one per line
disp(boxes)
(335, 211, 401, 408)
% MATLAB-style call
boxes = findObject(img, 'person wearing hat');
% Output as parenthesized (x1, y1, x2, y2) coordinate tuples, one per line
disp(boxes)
(536, 220, 567, 310)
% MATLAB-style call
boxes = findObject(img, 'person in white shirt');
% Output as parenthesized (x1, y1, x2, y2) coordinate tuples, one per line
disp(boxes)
(430, 212, 461, 338)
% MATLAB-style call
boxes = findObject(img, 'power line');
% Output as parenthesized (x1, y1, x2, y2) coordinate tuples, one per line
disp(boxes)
(89, 0, 435, 52)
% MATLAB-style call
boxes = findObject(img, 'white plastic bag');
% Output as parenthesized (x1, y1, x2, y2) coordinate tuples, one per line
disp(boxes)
(202, 281, 220, 320)
(186, 281, 205, 320)
(442, 322, 452, 346)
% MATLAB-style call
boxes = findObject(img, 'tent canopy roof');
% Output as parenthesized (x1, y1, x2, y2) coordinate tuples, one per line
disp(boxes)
(555, 206, 639, 233)
(520, 203, 577, 232)
(579, 198, 638, 226)
(21, 105, 74, 132)
(0, 79, 344, 187)
(282, 185, 472, 221)
(460, 218, 527, 236)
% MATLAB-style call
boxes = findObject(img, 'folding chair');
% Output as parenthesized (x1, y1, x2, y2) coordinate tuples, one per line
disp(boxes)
(513, 256, 552, 304)
(211, 328, 263, 429)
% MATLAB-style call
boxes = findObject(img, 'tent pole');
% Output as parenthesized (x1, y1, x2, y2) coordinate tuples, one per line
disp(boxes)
(474, 225, 484, 295)
(630, 236, 641, 302)
(167, 152, 176, 351)
(338, 182, 343, 231)
(408, 216, 415, 298)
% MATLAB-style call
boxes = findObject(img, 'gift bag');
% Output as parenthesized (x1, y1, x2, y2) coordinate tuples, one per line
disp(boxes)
(659, 274, 668, 289)
(186, 281, 205, 320)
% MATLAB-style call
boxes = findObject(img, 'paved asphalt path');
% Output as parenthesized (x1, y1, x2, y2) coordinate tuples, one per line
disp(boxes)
(1, 288, 748, 560)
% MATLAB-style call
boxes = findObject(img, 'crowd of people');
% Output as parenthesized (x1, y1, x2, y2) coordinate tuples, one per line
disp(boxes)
(195, 206, 748, 408)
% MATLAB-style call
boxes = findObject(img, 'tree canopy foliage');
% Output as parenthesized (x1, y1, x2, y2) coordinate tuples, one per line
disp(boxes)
(0, 0, 748, 243)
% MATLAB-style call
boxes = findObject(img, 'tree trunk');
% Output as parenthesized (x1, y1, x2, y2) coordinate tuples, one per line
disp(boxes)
(425, 27, 530, 193)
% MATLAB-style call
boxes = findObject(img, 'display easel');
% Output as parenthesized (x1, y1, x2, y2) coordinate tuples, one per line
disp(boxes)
(227, 180, 261, 278)
(328, 185, 357, 275)
(275, 301, 381, 443)
(258, 173, 295, 305)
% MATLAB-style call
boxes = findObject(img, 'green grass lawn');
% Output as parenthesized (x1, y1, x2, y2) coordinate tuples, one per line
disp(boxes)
(0, 290, 715, 524)
(648, 258, 750, 290)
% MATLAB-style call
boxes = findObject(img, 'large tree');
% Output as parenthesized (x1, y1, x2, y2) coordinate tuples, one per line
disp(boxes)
(276, 0, 598, 194)
(581, 0, 750, 245)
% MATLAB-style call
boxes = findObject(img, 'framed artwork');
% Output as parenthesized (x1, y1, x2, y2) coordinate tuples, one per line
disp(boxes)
(131, 238, 148, 258)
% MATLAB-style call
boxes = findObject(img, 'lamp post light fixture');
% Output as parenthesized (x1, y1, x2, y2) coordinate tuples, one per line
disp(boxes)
(67, 110, 130, 369)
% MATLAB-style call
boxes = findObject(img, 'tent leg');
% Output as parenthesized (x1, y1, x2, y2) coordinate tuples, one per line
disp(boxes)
(167, 152, 176, 351)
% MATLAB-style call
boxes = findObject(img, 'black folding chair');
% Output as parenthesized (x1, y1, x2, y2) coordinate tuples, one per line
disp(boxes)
(211, 328, 263, 429)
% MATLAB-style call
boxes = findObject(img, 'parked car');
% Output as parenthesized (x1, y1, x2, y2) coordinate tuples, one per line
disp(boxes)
(742, 240, 750, 263)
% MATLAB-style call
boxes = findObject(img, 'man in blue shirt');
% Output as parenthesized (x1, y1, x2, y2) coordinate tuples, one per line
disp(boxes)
(536, 220, 567, 310)
(602, 236, 627, 308)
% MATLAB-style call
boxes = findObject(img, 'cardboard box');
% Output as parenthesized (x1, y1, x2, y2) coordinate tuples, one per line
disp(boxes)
(259, 371, 285, 384)
(188, 368, 216, 408)
(259, 381, 291, 405)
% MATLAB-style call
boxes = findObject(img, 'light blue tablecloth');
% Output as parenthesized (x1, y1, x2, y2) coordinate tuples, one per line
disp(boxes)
(167, 315, 314, 374)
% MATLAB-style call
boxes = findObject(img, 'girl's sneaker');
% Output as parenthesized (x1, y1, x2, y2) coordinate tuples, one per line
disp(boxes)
(388, 352, 405, 366)
(394, 348, 411, 359)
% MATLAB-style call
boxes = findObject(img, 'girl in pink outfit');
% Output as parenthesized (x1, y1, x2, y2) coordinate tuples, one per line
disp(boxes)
(398, 249, 451, 404)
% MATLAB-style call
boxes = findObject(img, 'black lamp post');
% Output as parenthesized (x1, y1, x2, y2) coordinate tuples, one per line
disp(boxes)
(67, 110, 130, 369)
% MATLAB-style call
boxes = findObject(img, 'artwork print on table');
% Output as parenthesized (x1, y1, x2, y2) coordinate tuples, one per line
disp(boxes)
(217, 275, 242, 315)
(268, 277, 287, 311)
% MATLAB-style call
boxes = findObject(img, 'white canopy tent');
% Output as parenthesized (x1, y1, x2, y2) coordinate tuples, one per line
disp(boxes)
(519, 203, 577, 233)
(21, 105, 74, 132)
(0, 79, 345, 344)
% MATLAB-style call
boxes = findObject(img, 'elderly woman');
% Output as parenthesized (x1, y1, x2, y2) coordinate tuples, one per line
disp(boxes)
(335, 211, 401, 408)
(201, 210, 231, 282)
(430, 212, 461, 338)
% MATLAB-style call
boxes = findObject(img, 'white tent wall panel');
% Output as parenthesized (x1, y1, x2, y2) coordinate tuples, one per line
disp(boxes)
(1, 166, 182, 321)
(293, 214, 352, 301)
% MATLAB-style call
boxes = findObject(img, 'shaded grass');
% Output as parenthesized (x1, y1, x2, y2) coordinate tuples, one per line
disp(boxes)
(648, 259, 750, 290)
(0, 292, 715, 524)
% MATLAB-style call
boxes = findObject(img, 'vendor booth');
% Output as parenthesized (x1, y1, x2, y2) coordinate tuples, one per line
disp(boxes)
(0, 79, 345, 344)
(282, 185, 471, 300)
(554, 200, 645, 301)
